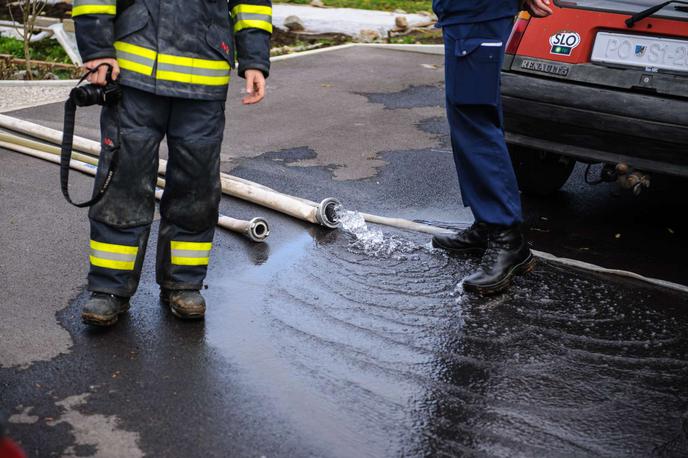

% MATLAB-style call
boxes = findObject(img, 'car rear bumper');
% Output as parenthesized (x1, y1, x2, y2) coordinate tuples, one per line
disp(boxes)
(501, 71, 688, 177)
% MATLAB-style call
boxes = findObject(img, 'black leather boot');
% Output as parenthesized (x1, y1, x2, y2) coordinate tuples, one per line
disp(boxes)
(463, 225, 535, 295)
(160, 289, 206, 320)
(432, 222, 489, 254)
(81, 292, 130, 326)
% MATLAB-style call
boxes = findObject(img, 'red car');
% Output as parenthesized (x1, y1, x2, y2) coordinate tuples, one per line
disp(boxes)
(502, 0, 688, 195)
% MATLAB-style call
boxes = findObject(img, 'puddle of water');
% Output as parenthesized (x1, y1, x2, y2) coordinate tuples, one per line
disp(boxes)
(206, 218, 688, 457)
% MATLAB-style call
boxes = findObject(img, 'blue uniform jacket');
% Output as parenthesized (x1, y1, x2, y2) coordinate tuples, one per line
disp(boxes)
(433, 0, 520, 26)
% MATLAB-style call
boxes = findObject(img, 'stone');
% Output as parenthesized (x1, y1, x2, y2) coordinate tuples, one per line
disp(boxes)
(393, 9, 407, 14)
(358, 29, 381, 43)
(394, 16, 408, 30)
(310, 0, 325, 7)
(44, 72, 60, 80)
(284, 15, 305, 32)
(12, 69, 40, 80)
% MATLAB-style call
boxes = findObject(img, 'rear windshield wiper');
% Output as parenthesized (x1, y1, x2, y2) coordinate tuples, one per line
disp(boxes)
(626, 0, 688, 27)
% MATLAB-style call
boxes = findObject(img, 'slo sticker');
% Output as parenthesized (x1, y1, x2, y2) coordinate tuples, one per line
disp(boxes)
(549, 32, 581, 56)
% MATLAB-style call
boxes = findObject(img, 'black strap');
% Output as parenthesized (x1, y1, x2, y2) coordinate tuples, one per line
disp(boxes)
(60, 70, 120, 208)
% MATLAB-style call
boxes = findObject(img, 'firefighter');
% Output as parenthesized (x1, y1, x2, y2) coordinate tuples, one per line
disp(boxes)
(72, 0, 272, 325)
(430, 0, 552, 294)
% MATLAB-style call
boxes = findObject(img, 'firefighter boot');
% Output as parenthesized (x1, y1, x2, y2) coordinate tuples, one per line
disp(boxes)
(432, 221, 489, 254)
(81, 292, 130, 326)
(462, 225, 535, 295)
(160, 289, 206, 320)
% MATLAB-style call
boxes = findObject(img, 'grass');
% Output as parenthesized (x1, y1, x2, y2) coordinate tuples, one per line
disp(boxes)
(0, 36, 78, 79)
(0, 36, 72, 64)
(388, 33, 441, 44)
(279, 0, 433, 13)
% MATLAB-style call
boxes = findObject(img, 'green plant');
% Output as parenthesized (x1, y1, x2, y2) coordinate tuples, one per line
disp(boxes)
(7, 0, 47, 79)
(0, 37, 71, 63)
(0, 36, 24, 55)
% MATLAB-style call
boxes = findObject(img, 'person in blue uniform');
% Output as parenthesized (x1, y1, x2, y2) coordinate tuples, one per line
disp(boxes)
(431, 0, 552, 294)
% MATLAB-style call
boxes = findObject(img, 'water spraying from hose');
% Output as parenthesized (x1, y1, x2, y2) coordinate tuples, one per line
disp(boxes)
(336, 207, 424, 258)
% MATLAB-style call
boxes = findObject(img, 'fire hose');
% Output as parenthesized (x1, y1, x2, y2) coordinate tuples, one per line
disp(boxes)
(1, 115, 687, 294)
(0, 133, 270, 243)
(0, 114, 341, 229)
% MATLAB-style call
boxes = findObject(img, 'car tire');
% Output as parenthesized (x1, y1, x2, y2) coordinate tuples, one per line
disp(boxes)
(509, 146, 576, 196)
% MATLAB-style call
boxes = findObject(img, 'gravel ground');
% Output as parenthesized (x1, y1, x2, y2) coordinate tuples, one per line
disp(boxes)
(0, 83, 74, 113)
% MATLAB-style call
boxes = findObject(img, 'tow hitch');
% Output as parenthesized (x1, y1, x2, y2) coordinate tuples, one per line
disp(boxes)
(586, 162, 651, 196)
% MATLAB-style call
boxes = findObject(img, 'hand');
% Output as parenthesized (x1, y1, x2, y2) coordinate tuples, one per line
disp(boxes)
(523, 0, 553, 17)
(242, 69, 266, 105)
(83, 58, 120, 86)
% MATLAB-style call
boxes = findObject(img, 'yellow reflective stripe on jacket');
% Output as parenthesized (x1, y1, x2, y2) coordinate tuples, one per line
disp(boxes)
(89, 240, 138, 271)
(156, 71, 230, 86)
(234, 19, 273, 34)
(157, 53, 230, 86)
(115, 41, 157, 60)
(171, 241, 212, 266)
(114, 41, 156, 76)
(114, 41, 231, 86)
(158, 54, 230, 70)
(231, 4, 273, 34)
(231, 4, 273, 16)
(72, 0, 117, 16)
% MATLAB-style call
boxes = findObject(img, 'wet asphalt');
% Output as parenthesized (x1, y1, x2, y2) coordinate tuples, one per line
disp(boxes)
(1, 46, 687, 457)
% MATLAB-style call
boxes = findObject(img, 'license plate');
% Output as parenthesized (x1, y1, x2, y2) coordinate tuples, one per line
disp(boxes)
(591, 32, 688, 73)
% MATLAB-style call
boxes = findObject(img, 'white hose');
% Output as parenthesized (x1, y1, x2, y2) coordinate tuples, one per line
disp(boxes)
(0, 115, 340, 228)
(531, 250, 688, 294)
(1, 116, 686, 294)
(0, 139, 270, 242)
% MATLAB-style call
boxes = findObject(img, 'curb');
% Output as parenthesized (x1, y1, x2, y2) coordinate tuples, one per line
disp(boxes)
(0, 79, 79, 87)
(271, 43, 443, 62)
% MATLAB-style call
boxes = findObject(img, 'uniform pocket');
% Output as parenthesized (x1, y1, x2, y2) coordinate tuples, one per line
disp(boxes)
(205, 23, 235, 69)
(447, 38, 503, 106)
(114, 2, 149, 41)
(89, 133, 159, 228)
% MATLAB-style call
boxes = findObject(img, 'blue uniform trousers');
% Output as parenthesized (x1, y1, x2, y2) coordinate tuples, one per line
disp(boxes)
(443, 16, 523, 226)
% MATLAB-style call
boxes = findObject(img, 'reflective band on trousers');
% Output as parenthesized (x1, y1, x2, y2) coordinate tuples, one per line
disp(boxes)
(171, 241, 212, 266)
(231, 4, 273, 33)
(72, 0, 116, 16)
(157, 54, 230, 86)
(114, 41, 156, 76)
(89, 240, 138, 271)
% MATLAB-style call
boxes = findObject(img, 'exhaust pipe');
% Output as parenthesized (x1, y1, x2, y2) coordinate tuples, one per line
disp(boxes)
(615, 163, 651, 196)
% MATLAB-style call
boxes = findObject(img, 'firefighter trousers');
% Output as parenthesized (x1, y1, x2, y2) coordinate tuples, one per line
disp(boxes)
(87, 86, 224, 297)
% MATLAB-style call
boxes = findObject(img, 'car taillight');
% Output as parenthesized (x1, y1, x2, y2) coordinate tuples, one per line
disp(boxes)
(506, 11, 532, 54)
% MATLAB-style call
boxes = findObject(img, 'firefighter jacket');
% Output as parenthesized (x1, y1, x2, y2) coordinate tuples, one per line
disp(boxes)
(72, 0, 272, 100)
